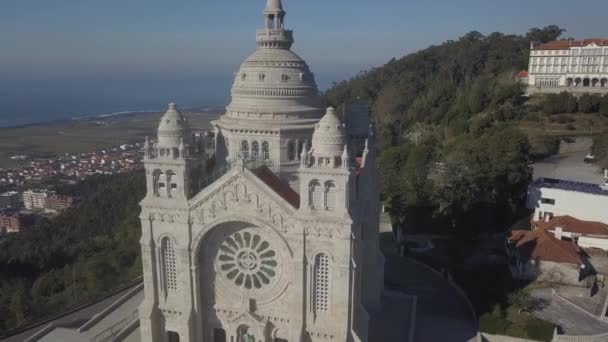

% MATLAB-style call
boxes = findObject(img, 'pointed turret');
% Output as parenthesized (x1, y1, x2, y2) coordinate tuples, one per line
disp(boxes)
(311, 107, 346, 167)
(341, 145, 350, 169)
(157, 103, 191, 159)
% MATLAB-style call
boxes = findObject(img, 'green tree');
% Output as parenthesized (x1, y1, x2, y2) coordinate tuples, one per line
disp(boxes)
(578, 94, 601, 113)
(9, 283, 31, 326)
(592, 132, 608, 169)
(526, 25, 566, 45)
(599, 94, 608, 116)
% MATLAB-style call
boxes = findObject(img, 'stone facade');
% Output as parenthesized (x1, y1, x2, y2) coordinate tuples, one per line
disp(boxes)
(527, 39, 608, 94)
(138, 1, 384, 341)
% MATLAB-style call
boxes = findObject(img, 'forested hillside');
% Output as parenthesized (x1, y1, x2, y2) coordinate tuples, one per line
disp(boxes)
(0, 172, 144, 333)
(324, 26, 569, 233)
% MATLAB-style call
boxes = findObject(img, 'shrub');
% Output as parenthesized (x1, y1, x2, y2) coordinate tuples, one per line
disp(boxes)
(542, 92, 577, 114)
(600, 94, 608, 116)
(579, 93, 601, 113)
(525, 318, 555, 342)
(530, 135, 560, 160)
(551, 115, 575, 124)
(479, 305, 509, 334)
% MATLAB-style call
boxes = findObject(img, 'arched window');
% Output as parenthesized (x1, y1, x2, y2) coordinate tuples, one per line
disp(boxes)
(167, 171, 177, 198)
(241, 141, 250, 160)
(167, 331, 180, 342)
(314, 253, 330, 315)
(287, 140, 295, 161)
(161, 237, 178, 293)
(325, 182, 337, 211)
(297, 140, 304, 160)
(309, 181, 323, 210)
(262, 142, 270, 160)
(213, 329, 226, 342)
(156, 171, 166, 197)
(251, 141, 260, 160)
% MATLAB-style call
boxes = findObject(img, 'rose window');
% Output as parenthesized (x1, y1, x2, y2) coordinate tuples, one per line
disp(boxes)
(218, 231, 278, 290)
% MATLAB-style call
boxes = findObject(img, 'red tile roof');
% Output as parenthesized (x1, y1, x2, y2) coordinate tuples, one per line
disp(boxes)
(535, 216, 608, 237)
(508, 229, 583, 265)
(251, 166, 300, 209)
(533, 39, 608, 50)
(516, 70, 529, 78)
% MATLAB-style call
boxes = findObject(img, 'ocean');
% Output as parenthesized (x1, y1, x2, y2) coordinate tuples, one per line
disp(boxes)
(0, 72, 347, 128)
(0, 75, 231, 128)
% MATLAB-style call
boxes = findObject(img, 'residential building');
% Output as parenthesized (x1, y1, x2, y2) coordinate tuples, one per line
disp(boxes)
(45, 195, 77, 212)
(507, 228, 588, 286)
(22, 189, 49, 210)
(0, 210, 34, 234)
(527, 178, 608, 224)
(0, 191, 20, 209)
(527, 39, 608, 94)
(534, 215, 608, 251)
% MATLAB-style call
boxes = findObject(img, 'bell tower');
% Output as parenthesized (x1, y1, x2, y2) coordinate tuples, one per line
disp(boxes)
(139, 103, 206, 342)
(143, 103, 206, 202)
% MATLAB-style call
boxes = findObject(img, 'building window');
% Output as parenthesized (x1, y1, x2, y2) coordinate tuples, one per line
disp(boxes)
(241, 141, 250, 160)
(167, 331, 180, 342)
(161, 237, 178, 293)
(287, 140, 296, 161)
(314, 253, 330, 314)
(325, 182, 337, 211)
(167, 171, 177, 198)
(156, 171, 166, 197)
(251, 141, 260, 160)
(309, 181, 323, 210)
(540, 198, 555, 205)
(214, 329, 226, 342)
(262, 141, 270, 160)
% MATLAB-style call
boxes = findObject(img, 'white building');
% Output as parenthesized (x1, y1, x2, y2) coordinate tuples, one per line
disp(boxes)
(135, 1, 400, 342)
(7, 2, 416, 342)
(527, 39, 608, 94)
(527, 177, 608, 224)
(22, 189, 49, 210)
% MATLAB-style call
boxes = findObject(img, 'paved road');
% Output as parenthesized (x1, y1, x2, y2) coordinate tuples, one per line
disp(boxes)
(0, 281, 142, 342)
(533, 137, 605, 184)
(530, 289, 608, 335)
(379, 216, 478, 341)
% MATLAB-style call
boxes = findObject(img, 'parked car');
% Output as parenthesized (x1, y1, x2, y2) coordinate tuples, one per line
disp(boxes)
(584, 154, 595, 163)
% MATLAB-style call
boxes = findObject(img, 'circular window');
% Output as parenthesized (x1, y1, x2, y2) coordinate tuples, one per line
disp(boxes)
(217, 231, 278, 290)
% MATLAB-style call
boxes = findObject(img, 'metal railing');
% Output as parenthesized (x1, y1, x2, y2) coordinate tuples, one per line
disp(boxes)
(92, 309, 138, 342)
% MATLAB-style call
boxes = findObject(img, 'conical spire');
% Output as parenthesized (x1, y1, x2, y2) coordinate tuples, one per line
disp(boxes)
(264, 0, 284, 13)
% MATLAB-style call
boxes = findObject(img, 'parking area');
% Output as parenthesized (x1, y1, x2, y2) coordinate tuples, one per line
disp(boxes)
(533, 137, 605, 184)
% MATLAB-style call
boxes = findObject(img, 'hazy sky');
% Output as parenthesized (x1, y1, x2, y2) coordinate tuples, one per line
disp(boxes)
(2, 0, 608, 81)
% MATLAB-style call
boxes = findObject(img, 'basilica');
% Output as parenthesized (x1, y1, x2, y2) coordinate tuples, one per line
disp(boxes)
(138, 1, 385, 341)
(2, 2, 421, 342)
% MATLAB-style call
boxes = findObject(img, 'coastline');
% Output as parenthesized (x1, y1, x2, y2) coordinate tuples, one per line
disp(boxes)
(0, 106, 224, 130)
(0, 107, 222, 169)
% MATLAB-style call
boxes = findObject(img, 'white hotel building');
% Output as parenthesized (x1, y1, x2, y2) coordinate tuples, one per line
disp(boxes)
(527, 39, 608, 94)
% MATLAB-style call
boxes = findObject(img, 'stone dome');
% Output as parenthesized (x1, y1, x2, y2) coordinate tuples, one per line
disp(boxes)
(347, 97, 370, 137)
(227, 49, 321, 116)
(312, 107, 346, 158)
(157, 103, 191, 149)
(223, 1, 322, 120)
